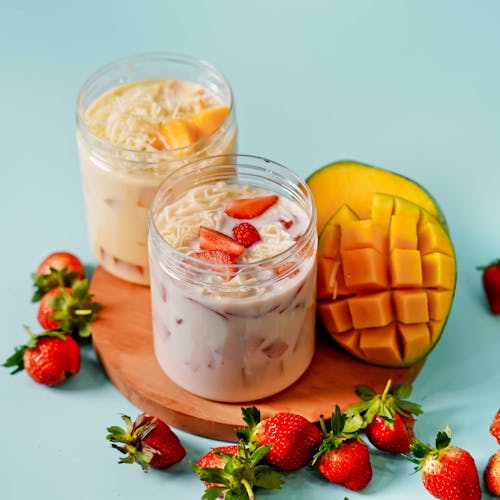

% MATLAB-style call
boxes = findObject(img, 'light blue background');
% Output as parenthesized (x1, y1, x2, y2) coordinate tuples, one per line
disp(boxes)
(1, 1, 499, 499)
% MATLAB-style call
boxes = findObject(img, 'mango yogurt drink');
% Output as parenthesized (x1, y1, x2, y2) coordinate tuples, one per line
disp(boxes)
(148, 156, 317, 402)
(76, 53, 236, 285)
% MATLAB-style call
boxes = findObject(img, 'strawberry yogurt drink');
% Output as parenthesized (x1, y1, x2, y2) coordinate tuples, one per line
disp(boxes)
(148, 155, 317, 402)
(76, 53, 236, 285)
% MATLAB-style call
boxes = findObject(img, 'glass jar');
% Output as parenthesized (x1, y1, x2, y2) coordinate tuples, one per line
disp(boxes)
(148, 155, 317, 402)
(76, 52, 237, 285)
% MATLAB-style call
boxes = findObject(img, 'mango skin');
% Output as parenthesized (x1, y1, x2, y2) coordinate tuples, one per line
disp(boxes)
(306, 160, 446, 234)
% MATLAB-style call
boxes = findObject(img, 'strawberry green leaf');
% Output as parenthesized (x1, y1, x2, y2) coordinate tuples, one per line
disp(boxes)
(31, 268, 81, 302)
(2, 345, 27, 374)
(236, 406, 261, 443)
(45, 281, 102, 338)
(254, 465, 285, 489)
(435, 428, 451, 450)
(202, 487, 226, 500)
(355, 384, 377, 401)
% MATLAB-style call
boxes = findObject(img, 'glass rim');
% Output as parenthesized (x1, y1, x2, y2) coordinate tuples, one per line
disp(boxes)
(76, 51, 235, 157)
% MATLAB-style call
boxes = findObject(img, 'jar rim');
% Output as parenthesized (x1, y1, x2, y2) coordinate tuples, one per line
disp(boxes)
(76, 51, 235, 159)
(148, 154, 317, 282)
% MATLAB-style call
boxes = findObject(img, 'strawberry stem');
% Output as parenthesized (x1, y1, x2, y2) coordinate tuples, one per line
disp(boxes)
(381, 378, 392, 400)
(241, 478, 255, 500)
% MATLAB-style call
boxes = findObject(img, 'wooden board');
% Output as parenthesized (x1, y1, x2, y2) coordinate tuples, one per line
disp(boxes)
(90, 266, 423, 441)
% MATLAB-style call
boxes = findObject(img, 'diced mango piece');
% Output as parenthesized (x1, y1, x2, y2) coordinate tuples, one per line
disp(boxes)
(316, 191, 455, 368)
(371, 193, 394, 232)
(393, 289, 429, 324)
(394, 197, 421, 221)
(341, 219, 388, 254)
(390, 214, 418, 250)
(190, 106, 229, 137)
(359, 324, 402, 366)
(319, 224, 341, 259)
(347, 291, 393, 329)
(428, 319, 446, 344)
(331, 329, 365, 360)
(150, 135, 166, 150)
(426, 290, 453, 320)
(318, 299, 353, 333)
(421, 252, 456, 289)
(317, 258, 338, 299)
(334, 262, 351, 297)
(418, 213, 454, 257)
(398, 323, 430, 364)
(390, 248, 423, 287)
(159, 118, 200, 150)
(329, 204, 360, 227)
(342, 248, 388, 291)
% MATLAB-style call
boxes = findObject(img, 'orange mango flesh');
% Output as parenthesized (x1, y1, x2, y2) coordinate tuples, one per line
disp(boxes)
(317, 193, 456, 367)
(190, 106, 229, 137)
(306, 160, 446, 233)
(159, 118, 200, 151)
(155, 106, 229, 152)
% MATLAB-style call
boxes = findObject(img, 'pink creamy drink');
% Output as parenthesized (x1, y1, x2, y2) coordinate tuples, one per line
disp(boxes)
(148, 155, 317, 402)
(76, 53, 236, 285)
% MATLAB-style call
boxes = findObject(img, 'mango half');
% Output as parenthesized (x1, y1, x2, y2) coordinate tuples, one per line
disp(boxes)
(316, 193, 456, 367)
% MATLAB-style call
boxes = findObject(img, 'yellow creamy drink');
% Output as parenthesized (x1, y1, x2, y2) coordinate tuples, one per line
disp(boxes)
(77, 54, 237, 285)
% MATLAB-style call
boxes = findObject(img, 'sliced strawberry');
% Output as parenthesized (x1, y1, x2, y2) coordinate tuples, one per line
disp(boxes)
(224, 195, 278, 219)
(199, 226, 244, 256)
(193, 250, 237, 277)
(232, 222, 261, 248)
(273, 261, 299, 277)
(279, 219, 294, 229)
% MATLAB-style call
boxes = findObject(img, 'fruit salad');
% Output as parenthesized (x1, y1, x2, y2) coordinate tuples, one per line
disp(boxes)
(77, 54, 236, 285)
(148, 158, 317, 402)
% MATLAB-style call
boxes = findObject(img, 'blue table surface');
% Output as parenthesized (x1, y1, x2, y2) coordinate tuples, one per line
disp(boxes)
(1, 1, 499, 499)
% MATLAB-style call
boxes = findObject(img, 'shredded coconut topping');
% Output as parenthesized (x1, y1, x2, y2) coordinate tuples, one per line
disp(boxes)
(84, 79, 219, 151)
(156, 181, 307, 263)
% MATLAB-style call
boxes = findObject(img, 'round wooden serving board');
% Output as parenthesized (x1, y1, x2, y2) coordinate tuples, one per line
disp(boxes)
(90, 266, 424, 441)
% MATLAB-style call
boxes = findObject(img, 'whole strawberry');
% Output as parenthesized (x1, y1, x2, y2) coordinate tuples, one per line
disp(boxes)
(311, 405, 372, 491)
(106, 413, 186, 471)
(347, 378, 423, 453)
(484, 450, 500, 496)
(38, 287, 73, 330)
(37, 280, 101, 338)
(192, 440, 284, 499)
(196, 445, 239, 490)
(477, 259, 500, 314)
(490, 409, 500, 445)
(236, 406, 324, 471)
(232, 222, 261, 248)
(2, 326, 80, 386)
(407, 427, 481, 500)
(32, 251, 85, 302)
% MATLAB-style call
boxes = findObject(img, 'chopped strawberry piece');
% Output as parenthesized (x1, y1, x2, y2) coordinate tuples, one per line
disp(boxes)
(232, 222, 261, 248)
(224, 195, 278, 219)
(193, 250, 236, 265)
(199, 226, 245, 256)
(273, 261, 299, 277)
(262, 339, 288, 359)
(279, 218, 294, 229)
(193, 250, 237, 277)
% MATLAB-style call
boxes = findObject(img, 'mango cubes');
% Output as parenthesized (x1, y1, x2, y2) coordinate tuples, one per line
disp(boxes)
(317, 193, 456, 367)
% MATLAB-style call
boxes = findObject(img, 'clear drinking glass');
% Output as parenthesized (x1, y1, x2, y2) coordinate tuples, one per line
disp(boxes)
(76, 53, 237, 285)
(148, 155, 317, 402)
